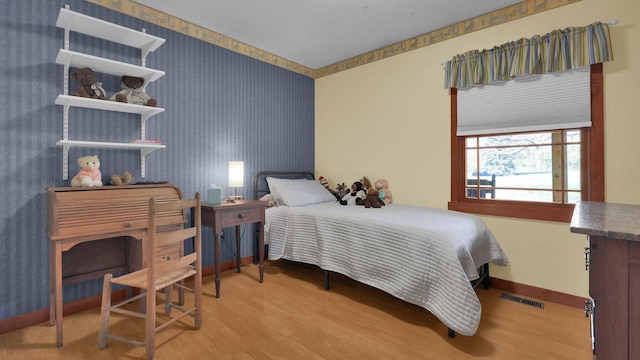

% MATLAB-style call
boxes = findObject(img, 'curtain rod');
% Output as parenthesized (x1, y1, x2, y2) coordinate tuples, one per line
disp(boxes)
(439, 19, 619, 66)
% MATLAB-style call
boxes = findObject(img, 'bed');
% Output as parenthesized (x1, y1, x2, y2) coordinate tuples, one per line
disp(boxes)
(253, 171, 509, 337)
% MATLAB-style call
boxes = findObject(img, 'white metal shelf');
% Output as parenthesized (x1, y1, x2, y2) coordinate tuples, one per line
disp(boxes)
(56, 7, 165, 58)
(55, 95, 164, 118)
(55, 49, 165, 85)
(57, 140, 165, 179)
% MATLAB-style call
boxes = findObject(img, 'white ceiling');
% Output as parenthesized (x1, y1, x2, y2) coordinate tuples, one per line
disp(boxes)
(135, 0, 523, 70)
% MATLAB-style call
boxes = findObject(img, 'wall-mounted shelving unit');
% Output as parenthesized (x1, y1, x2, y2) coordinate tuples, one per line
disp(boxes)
(54, 5, 166, 179)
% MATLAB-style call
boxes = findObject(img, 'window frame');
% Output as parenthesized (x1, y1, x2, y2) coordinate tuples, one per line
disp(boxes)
(448, 63, 604, 222)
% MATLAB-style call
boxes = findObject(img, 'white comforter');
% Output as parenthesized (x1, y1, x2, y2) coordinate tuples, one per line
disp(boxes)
(265, 202, 509, 336)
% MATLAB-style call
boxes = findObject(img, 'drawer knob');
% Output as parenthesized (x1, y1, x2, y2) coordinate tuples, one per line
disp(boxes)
(238, 213, 245, 219)
(124, 221, 134, 228)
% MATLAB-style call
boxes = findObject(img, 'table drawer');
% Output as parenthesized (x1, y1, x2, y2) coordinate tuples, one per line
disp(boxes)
(220, 207, 262, 226)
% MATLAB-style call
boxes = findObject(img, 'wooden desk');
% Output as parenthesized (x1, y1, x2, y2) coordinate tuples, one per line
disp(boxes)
(201, 200, 266, 297)
(46, 184, 184, 347)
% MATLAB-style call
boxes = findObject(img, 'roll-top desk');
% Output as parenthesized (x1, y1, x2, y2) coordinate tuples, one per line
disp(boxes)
(46, 184, 184, 347)
(570, 201, 640, 360)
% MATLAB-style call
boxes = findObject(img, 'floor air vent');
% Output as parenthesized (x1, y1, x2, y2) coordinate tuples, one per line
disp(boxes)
(500, 293, 544, 309)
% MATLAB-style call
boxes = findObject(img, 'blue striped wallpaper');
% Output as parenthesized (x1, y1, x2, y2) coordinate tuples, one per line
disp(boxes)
(0, 0, 314, 320)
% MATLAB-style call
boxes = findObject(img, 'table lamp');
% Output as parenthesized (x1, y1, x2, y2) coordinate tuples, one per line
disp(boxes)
(228, 161, 244, 201)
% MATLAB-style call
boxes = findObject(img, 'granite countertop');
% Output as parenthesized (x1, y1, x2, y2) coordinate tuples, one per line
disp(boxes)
(570, 201, 640, 242)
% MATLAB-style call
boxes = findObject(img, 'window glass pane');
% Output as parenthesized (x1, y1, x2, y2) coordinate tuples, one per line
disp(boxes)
(466, 137, 478, 148)
(465, 130, 581, 204)
(567, 191, 581, 204)
(478, 133, 552, 147)
(494, 189, 554, 202)
(566, 130, 580, 143)
(566, 144, 581, 191)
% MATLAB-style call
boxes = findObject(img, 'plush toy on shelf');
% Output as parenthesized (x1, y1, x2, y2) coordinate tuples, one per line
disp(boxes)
(70, 67, 107, 99)
(110, 75, 157, 107)
(71, 155, 103, 187)
(374, 178, 393, 204)
(110, 171, 133, 186)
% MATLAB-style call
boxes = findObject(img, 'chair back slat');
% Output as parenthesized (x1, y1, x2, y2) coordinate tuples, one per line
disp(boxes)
(156, 228, 197, 248)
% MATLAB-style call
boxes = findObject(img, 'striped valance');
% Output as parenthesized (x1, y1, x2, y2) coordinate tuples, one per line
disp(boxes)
(444, 22, 613, 89)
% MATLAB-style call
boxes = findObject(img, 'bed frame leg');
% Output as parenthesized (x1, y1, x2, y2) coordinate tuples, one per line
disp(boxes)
(324, 270, 330, 290)
(482, 263, 490, 290)
(448, 328, 456, 338)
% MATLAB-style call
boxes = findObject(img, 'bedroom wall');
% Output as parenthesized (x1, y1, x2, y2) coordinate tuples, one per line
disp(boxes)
(0, 0, 314, 320)
(315, 0, 640, 298)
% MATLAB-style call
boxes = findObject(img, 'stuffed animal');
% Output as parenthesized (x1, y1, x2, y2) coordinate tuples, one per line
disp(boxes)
(70, 68, 107, 99)
(374, 178, 393, 204)
(110, 171, 133, 186)
(318, 176, 337, 197)
(110, 75, 157, 107)
(335, 182, 349, 200)
(359, 176, 385, 208)
(71, 155, 102, 187)
(340, 181, 365, 205)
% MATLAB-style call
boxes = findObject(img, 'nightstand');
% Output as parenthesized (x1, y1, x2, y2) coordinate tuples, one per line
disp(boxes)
(201, 200, 266, 297)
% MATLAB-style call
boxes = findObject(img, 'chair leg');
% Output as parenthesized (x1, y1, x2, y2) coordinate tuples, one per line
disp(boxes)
(98, 273, 113, 350)
(145, 284, 156, 360)
(164, 285, 172, 316)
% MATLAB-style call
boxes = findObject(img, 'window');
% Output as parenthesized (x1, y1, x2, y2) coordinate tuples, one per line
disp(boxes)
(448, 64, 604, 222)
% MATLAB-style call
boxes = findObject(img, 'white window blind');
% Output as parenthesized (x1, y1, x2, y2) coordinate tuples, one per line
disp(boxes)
(457, 66, 591, 136)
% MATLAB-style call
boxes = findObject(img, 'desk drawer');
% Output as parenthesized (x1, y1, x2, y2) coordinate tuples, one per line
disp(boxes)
(220, 207, 262, 226)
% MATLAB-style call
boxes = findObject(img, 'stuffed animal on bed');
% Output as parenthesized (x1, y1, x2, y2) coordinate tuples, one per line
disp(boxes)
(374, 178, 393, 204)
(335, 182, 349, 200)
(110, 75, 157, 107)
(318, 176, 337, 197)
(360, 177, 385, 208)
(70, 67, 107, 99)
(71, 155, 102, 187)
(340, 179, 384, 208)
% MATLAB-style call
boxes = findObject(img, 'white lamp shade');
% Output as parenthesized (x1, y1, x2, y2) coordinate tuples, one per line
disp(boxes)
(228, 161, 244, 188)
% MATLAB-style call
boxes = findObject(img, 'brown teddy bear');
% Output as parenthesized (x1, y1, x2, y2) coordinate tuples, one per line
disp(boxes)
(110, 171, 133, 186)
(359, 177, 385, 208)
(110, 75, 157, 107)
(71, 68, 107, 99)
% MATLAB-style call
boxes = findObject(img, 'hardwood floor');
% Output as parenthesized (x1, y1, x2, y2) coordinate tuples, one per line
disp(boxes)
(0, 261, 593, 359)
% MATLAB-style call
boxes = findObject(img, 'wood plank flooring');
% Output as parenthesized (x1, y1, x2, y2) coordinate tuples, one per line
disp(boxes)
(0, 261, 593, 359)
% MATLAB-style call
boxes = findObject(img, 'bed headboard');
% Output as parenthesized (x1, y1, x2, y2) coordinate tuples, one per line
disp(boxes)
(253, 171, 315, 200)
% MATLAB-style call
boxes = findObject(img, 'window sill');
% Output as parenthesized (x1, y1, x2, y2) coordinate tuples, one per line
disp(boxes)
(448, 200, 575, 223)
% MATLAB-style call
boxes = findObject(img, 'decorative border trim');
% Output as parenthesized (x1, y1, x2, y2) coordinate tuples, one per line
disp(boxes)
(86, 0, 581, 79)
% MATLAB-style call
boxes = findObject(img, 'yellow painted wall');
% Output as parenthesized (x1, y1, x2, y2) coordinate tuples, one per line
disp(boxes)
(315, 0, 640, 298)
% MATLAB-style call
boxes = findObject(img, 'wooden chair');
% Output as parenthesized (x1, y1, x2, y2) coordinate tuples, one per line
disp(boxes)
(98, 193, 202, 360)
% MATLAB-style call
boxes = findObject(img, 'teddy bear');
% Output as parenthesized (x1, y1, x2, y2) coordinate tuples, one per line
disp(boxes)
(110, 171, 133, 186)
(71, 155, 103, 187)
(359, 176, 385, 208)
(110, 75, 157, 107)
(70, 68, 107, 99)
(374, 178, 393, 204)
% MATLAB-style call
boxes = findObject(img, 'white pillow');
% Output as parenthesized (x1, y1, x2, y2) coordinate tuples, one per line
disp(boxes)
(266, 177, 337, 207)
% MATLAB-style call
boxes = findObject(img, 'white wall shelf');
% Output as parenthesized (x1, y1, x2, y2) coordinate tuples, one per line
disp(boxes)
(54, 5, 166, 180)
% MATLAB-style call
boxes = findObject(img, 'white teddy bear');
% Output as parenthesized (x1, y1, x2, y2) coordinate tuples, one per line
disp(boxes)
(71, 155, 103, 187)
